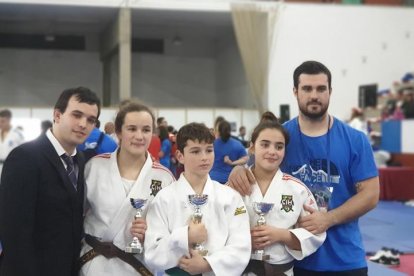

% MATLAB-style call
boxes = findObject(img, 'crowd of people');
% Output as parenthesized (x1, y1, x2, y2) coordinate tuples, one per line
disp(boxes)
(0, 60, 380, 276)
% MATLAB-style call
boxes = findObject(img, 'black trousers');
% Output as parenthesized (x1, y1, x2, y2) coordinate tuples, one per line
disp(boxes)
(294, 267, 368, 276)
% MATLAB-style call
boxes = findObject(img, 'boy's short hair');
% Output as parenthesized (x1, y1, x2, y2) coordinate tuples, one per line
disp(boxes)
(177, 122, 215, 153)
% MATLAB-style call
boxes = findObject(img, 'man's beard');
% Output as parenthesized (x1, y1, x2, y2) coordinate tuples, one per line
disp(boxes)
(299, 101, 329, 120)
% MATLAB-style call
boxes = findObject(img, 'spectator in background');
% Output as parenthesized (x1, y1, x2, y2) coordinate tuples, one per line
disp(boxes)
(168, 125, 179, 177)
(382, 90, 405, 120)
(148, 129, 161, 162)
(41, 120, 53, 135)
(77, 120, 118, 162)
(104, 121, 118, 144)
(157, 117, 168, 128)
(213, 116, 225, 135)
(159, 125, 172, 171)
(348, 107, 368, 135)
(401, 90, 414, 119)
(210, 120, 248, 184)
(237, 126, 249, 148)
(0, 109, 24, 177)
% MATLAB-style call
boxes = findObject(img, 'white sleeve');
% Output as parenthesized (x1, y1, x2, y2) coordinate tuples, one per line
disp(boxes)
(204, 192, 251, 276)
(286, 190, 326, 260)
(144, 194, 189, 271)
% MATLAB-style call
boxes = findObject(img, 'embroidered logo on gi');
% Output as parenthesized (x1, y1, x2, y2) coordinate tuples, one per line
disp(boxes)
(150, 180, 162, 197)
(234, 206, 246, 216)
(280, 195, 294, 212)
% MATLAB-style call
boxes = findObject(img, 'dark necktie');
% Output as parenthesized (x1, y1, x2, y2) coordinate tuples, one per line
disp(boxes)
(61, 154, 77, 190)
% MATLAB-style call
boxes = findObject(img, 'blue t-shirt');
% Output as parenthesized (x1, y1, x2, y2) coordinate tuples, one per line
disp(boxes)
(160, 139, 171, 170)
(210, 137, 247, 184)
(77, 128, 117, 154)
(281, 117, 378, 271)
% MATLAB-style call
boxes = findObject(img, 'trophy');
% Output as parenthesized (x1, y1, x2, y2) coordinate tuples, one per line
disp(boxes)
(125, 198, 147, 254)
(251, 202, 274, 261)
(188, 194, 209, 256)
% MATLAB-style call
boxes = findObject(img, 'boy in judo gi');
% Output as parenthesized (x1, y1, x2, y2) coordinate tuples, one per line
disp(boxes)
(144, 122, 251, 276)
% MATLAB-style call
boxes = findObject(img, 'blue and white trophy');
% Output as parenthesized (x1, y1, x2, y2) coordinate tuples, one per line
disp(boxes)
(125, 198, 147, 254)
(188, 194, 209, 256)
(251, 202, 274, 261)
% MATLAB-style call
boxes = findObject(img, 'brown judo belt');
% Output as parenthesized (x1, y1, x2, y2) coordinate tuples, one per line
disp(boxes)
(79, 234, 153, 276)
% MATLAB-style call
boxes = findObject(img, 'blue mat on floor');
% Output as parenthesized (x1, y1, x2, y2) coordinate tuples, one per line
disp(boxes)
(367, 261, 407, 276)
(361, 201, 414, 254)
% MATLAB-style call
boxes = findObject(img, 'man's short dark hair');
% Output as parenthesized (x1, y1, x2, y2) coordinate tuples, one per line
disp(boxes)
(293, 61, 332, 90)
(0, 109, 12, 118)
(54, 87, 101, 118)
(177, 122, 215, 153)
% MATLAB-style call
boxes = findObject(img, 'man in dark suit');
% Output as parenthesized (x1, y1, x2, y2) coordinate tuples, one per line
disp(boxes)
(0, 87, 100, 276)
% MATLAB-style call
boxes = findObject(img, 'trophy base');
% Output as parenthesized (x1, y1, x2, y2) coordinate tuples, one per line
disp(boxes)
(251, 252, 270, 261)
(125, 246, 143, 254)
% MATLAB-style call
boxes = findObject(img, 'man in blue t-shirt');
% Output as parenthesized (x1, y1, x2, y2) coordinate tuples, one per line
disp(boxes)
(228, 61, 379, 275)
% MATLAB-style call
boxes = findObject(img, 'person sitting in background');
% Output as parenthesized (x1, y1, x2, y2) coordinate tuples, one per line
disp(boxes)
(401, 90, 414, 119)
(210, 120, 248, 184)
(77, 120, 118, 162)
(382, 90, 405, 120)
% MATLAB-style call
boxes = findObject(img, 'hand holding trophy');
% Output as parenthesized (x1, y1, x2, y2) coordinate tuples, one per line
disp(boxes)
(188, 194, 208, 256)
(251, 202, 274, 261)
(125, 198, 147, 254)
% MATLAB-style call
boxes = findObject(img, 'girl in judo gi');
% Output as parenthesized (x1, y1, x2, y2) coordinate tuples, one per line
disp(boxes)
(242, 121, 326, 276)
(79, 100, 175, 276)
(144, 122, 251, 276)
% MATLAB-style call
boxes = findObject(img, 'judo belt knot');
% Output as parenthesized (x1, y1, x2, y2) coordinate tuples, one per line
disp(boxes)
(79, 234, 153, 276)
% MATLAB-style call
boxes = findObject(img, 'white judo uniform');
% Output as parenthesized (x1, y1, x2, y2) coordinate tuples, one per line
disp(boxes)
(144, 174, 251, 276)
(80, 151, 175, 276)
(0, 128, 24, 176)
(243, 169, 326, 276)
